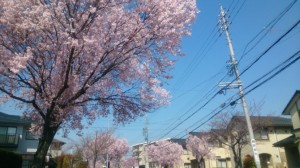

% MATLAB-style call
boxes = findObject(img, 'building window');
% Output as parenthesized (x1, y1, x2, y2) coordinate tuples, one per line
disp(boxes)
(208, 139, 222, 147)
(25, 130, 38, 140)
(254, 128, 268, 140)
(0, 126, 17, 144)
(217, 159, 227, 168)
(22, 160, 31, 168)
(184, 163, 191, 168)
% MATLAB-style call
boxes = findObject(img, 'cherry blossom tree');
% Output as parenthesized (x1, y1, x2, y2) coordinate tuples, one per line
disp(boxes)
(121, 157, 137, 168)
(80, 130, 114, 168)
(0, 0, 198, 167)
(108, 138, 129, 168)
(186, 134, 214, 168)
(147, 140, 184, 168)
(79, 130, 130, 168)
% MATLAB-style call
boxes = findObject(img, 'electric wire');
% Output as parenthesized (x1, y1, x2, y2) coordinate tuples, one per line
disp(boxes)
(172, 26, 221, 91)
(239, 0, 298, 63)
(176, 50, 300, 139)
(244, 50, 300, 91)
(157, 2, 246, 138)
(239, 18, 300, 77)
(136, 1, 300, 152)
(156, 65, 230, 138)
(143, 51, 300, 151)
(155, 16, 300, 141)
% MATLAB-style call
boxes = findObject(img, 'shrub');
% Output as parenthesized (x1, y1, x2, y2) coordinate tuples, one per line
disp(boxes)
(0, 149, 22, 168)
(243, 154, 256, 168)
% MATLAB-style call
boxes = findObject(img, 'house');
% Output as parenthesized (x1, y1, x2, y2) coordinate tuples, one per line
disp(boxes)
(132, 116, 291, 168)
(132, 138, 193, 168)
(273, 90, 300, 168)
(132, 142, 148, 168)
(228, 116, 292, 168)
(169, 138, 195, 168)
(189, 131, 232, 168)
(132, 135, 231, 168)
(49, 139, 65, 158)
(190, 116, 292, 168)
(0, 112, 64, 168)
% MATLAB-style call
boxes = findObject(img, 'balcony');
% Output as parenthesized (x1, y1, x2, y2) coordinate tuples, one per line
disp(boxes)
(0, 134, 19, 147)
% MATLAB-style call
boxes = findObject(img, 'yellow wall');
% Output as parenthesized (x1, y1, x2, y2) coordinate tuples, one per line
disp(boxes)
(240, 127, 291, 168)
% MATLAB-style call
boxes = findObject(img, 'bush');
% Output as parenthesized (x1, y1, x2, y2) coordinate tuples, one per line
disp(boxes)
(243, 154, 256, 168)
(0, 149, 22, 168)
(56, 155, 73, 168)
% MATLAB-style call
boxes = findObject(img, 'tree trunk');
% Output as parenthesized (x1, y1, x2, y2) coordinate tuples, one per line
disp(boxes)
(231, 146, 242, 168)
(237, 147, 242, 168)
(32, 124, 58, 168)
(199, 157, 205, 168)
(93, 158, 96, 168)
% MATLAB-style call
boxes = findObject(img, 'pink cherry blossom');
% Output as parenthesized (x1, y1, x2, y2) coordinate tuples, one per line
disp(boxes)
(186, 135, 215, 168)
(0, 0, 198, 167)
(147, 140, 184, 168)
(121, 157, 137, 168)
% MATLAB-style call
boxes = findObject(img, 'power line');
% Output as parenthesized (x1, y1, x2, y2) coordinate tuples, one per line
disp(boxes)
(142, 49, 300, 154)
(244, 50, 300, 91)
(243, 51, 300, 97)
(239, 18, 300, 77)
(172, 25, 221, 91)
(156, 16, 300, 140)
(176, 50, 300, 139)
(154, 11, 300, 143)
(157, 2, 248, 139)
(230, 0, 247, 22)
(239, 0, 298, 63)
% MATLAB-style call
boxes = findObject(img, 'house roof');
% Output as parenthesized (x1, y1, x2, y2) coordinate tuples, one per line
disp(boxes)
(0, 112, 31, 125)
(169, 138, 187, 149)
(231, 116, 292, 127)
(189, 131, 210, 136)
(282, 90, 300, 115)
(52, 139, 66, 146)
(273, 134, 300, 148)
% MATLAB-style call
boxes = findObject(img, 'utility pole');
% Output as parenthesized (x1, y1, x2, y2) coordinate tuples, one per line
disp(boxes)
(143, 114, 149, 168)
(219, 5, 261, 168)
(143, 114, 149, 144)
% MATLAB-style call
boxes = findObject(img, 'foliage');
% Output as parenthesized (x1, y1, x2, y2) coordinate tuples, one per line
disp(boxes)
(56, 154, 88, 168)
(243, 155, 256, 168)
(186, 134, 214, 168)
(56, 155, 73, 168)
(147, 140, 184, 168)
(0, 0, 198, 167)
(75, 162, 88, 168)
(0, 149, 22, 168)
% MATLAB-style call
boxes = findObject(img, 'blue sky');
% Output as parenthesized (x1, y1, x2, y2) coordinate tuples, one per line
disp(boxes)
(115, 0, 300, 146)
(1, 0, 300, 149)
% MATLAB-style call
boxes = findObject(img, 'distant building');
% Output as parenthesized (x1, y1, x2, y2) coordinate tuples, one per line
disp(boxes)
(132, 138, 193, 168)
(132, 115, 292, 168)
(274, 90, 300, 168)
(0, 112, 64, 168)
(189, 131, 231, 168)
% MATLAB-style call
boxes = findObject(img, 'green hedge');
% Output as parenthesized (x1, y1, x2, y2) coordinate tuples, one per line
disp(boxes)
(0, 149, 22, 168)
